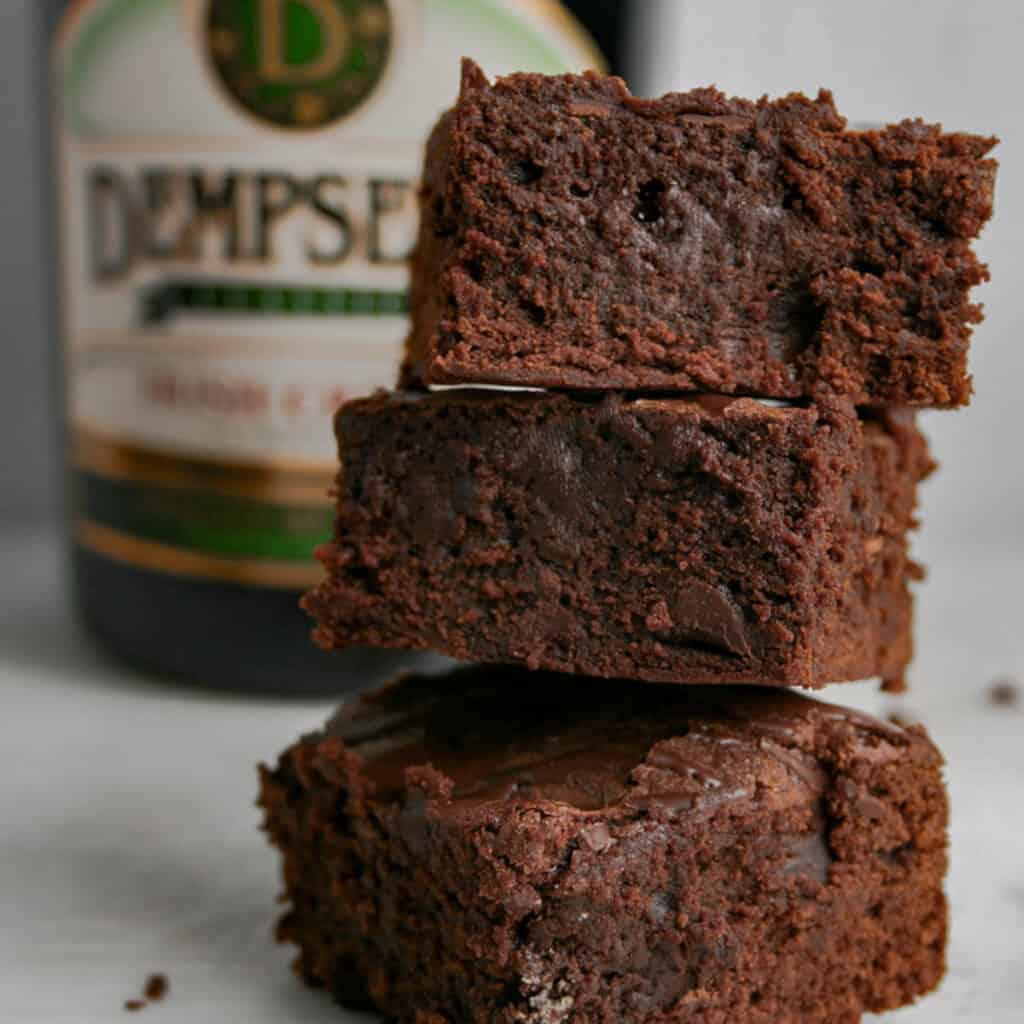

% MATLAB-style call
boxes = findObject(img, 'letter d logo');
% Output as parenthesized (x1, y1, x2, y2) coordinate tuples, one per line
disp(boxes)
(207, 0, 392, 129)
(259, 0, 348, 84)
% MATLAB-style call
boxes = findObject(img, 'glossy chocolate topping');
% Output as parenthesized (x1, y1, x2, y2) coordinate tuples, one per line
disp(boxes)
(323, 666, 910, 817)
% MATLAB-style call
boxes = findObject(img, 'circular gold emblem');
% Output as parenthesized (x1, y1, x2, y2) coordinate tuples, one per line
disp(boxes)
(207, 0, 391, 129)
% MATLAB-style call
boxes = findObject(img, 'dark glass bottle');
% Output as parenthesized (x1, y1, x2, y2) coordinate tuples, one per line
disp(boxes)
(45, 0, 621, 692)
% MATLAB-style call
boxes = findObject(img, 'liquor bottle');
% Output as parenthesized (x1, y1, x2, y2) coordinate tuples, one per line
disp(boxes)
(45, 0, 619, 690)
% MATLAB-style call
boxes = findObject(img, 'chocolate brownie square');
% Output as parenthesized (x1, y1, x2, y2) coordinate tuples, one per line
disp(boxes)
(259, 666, 948, 1023)
(402, 60, 996, 406)
(304, 390, 932, 688)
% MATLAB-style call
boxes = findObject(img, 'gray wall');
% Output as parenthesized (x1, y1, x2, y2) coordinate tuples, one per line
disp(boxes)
(0, 0, 54, 522)
(634, 0, 1023, 562)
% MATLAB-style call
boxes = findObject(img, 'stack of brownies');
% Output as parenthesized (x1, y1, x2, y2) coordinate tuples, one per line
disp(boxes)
(260, 62, 998, 1023)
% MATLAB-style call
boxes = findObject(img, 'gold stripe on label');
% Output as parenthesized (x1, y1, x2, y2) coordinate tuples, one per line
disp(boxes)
(78, 520, 325, 590)
(514, 0, 608, 71)
(72, 429, 334, 504)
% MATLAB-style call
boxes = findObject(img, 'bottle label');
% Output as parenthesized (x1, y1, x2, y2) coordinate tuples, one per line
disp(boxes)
(55, 0, 600, 587)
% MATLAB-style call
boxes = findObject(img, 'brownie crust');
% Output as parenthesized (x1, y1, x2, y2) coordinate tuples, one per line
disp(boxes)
(304, 390, 932, 688)
(259, 666, 948, 1023)
(402, 61, 997, 406)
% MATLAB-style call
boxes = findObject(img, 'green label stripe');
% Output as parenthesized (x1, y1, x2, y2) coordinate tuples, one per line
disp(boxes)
(77, 470, 332, 562)
(141, 279, 408, 325)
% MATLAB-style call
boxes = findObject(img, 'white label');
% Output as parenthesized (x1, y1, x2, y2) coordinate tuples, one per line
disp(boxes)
(56, 0, 601, 467)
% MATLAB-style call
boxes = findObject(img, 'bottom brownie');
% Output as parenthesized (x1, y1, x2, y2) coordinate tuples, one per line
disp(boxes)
(259, 666, 948, 1023)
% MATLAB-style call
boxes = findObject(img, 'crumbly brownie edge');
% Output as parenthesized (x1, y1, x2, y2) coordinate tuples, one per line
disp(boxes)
(403, 61, 996, 405)
(305, 391, 925, 687)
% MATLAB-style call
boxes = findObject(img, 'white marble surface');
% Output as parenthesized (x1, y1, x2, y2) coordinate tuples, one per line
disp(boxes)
(2, 527, 1022, 1023)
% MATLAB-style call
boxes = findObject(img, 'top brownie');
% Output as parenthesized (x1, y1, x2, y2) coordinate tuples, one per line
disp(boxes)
(403, 60, 997, 405)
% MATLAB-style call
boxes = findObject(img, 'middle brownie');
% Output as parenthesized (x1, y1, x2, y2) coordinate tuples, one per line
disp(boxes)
(305, 391, 931, 687)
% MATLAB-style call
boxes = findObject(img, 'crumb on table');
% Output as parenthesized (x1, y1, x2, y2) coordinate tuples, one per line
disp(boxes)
(123, 972, 169, 1012)
(988, 677, 1020, 707)
(144, 974, 168, 1002)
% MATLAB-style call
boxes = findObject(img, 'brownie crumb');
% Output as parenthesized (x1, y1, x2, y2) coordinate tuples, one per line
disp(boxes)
(988, 677, 1019, 707)
(887, 709, 920, 729)
(144, 974, 168, 1002)
(123, 973, 169, 1012)
(881, 674, 909, 694)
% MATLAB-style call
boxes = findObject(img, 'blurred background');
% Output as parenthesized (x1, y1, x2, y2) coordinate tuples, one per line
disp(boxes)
(1, 0, 1019, 554)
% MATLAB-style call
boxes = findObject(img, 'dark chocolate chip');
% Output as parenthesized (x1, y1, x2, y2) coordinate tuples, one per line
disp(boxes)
(652, 579, 753, 659)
